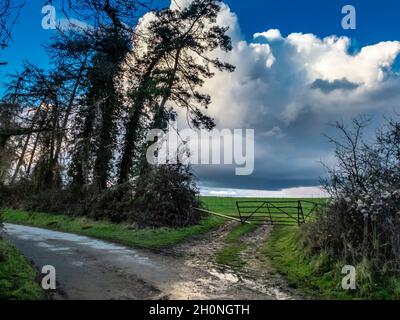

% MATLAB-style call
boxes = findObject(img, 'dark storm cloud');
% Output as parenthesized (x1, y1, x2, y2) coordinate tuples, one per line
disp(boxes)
(311, 78, 360, 93)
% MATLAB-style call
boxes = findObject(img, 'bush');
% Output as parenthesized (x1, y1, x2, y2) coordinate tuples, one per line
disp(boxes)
(133, 164, 202, 228)
(2, 162, 203, 228)
(5, 178, 71, 214)
(5, 179, 135, 223)
(86, 183, 134, 223)
(306, 117, 400, 276)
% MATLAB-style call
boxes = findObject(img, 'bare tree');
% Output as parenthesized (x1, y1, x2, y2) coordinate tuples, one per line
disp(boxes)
(54, 0, 152, 29)
(322, 117, 370, 197)
(0, 0, 23, 65)
(309, 116, 400, 274)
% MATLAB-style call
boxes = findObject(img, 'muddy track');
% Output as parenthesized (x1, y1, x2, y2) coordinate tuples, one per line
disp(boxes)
(3, 222, 304, 300)
(170, 222, 305, 300)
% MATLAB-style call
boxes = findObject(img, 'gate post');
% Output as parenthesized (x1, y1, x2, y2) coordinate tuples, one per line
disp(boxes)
(297, 201, 302, 226)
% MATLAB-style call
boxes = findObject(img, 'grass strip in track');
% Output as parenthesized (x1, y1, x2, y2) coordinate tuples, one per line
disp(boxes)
(215, 223, 258, 269)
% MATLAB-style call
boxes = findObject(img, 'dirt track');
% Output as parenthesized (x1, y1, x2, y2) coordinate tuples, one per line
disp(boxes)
(3, 223, 303, 300)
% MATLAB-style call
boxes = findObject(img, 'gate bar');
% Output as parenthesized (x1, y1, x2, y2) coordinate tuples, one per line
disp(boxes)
(195, 208, 251, 224)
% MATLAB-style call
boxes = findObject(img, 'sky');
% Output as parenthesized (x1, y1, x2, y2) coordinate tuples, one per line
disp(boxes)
(2, 0, 400, 197)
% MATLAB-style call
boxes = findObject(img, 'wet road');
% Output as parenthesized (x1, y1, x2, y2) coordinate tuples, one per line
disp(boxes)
(3, 223, 295, 300)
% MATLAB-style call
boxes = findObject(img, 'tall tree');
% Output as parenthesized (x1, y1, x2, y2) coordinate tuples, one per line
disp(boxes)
(90, 27, 131, 189)
(118, 0, 234, 183)
(62, 0, 147, 189)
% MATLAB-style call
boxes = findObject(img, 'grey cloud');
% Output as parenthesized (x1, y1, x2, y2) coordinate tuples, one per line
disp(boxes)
(310, 78, 360, 93)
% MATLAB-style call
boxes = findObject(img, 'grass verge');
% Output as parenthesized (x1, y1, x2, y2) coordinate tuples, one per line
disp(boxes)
(2, 208, 225, 249)
(264, 226, 400, 300)
(0, 238, 44, 300)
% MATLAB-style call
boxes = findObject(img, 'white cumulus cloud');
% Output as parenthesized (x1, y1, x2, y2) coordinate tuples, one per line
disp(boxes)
(170, 1, 400, 192)
(254, 28, 282, 41)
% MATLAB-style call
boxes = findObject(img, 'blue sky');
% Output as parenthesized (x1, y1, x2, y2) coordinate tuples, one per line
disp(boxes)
(2, 0, 400, 77)
(2, 0, 400, 197)
(224, 0, 400, 46)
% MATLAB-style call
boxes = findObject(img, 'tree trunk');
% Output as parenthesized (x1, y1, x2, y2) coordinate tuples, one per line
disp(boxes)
(118, 54, 163, 183)
(11, 101, 44, 183)
(139, 48, 182, 175)
(53, 56, 88, 165)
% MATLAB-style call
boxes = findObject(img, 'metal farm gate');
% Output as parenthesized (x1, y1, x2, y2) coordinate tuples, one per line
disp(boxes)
(235, 200, 322, 226)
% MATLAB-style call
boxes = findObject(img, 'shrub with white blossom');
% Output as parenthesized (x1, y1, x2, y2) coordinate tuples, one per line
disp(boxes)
(305, 117, 400, 275)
